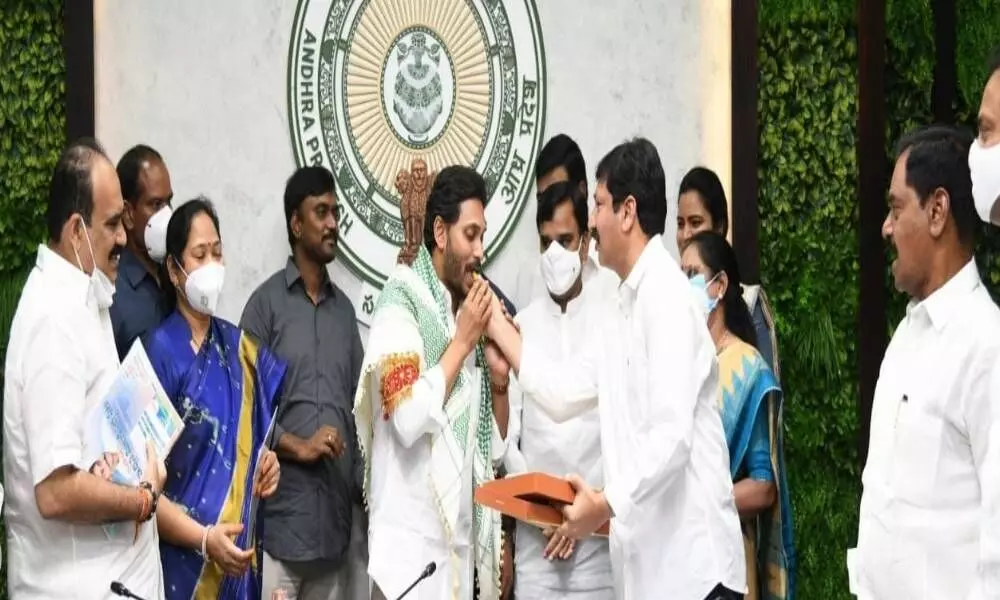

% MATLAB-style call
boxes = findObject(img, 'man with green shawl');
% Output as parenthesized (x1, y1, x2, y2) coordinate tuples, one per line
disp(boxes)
(354, 165, 513, 600)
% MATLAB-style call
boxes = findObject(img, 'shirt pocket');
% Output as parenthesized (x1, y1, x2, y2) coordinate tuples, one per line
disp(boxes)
(891, 399, 944, 504)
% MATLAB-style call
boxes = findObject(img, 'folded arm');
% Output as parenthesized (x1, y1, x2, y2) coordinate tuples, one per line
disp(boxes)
(25, 319, 148, 523)
(373, 308, 473, 448)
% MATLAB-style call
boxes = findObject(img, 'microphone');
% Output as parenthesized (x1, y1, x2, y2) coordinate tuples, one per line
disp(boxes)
(110, 581, 147, 600)
(395, 562, 437, 600)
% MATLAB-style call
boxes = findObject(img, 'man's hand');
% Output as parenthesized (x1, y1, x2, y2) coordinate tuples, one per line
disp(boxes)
(455, 277, 492, 352)
(253, 450, 280, 498)
(556, 474, 611, 540)
(143, 441, 167, 494)
(291, 425, 346, 464)
(542, 525, 576, 560)
(90, 452, 120, 480)
(205, 523, 255, 576)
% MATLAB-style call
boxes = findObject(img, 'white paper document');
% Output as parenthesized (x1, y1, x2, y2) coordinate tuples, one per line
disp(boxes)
(81, 339, 184, 488)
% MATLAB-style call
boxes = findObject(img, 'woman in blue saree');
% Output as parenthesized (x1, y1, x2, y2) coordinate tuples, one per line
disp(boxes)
(145, 197, 286, 600)
(680, 231, 796, 600)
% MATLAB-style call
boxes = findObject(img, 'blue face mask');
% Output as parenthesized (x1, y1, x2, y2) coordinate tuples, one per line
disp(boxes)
(688, 272, 722, 318)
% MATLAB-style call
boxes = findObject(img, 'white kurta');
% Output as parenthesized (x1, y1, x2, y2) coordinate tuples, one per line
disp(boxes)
(848, 260, 1000, 599)
(362, 274, 508, 600)
(3, 245, 163, 600)
(506, 258, 616, 600)
(518, 236, 746, 600)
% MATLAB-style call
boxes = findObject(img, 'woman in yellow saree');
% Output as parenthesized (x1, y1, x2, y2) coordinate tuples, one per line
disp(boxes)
(681, 231, 796, 600)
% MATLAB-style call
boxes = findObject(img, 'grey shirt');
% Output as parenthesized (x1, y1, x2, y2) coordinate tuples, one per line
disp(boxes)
(240, 258, 364, 564)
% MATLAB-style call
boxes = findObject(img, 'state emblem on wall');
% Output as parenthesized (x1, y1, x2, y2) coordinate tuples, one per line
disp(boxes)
(288, 0, 546, 321)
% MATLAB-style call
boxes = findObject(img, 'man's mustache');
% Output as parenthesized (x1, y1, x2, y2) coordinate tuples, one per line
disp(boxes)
(110, 244, 124, 260)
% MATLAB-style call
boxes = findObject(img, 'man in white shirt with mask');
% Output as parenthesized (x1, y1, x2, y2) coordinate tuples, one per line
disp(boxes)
(847, 125, 1000, 599)
(487, 138, 746, 600)
(3, 138, 166, 599)
(970, 49, 1000, 224)
(505, 180, 616, 600)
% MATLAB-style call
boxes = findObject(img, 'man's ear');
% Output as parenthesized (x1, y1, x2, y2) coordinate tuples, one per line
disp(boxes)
(290, 210, 302, 241)
(433, 215, 447, 250)
(578, 230, 590, 263)
(927, 188, 950, 239)
(619, 195, 637, 234)
(123, 202, 135, 231)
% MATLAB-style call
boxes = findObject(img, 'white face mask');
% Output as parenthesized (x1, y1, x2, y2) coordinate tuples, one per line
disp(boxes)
(540, 241, 582, 296)
(179, 261, 225, 316)
(970, 139, 1000, 225)
(144, 205, 172, 262)
(73, 223, 116, 309)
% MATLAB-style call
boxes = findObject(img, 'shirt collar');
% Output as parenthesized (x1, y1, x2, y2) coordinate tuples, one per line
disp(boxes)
(119, 247, 154, 289)
(36, 244, 90, 305)
(284, 257, 335, 296)
(907, 259, 981, 331)
(618, 234, 663, 306)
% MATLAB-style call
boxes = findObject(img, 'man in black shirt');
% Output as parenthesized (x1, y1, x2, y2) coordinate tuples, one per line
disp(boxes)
(241, 166, 366, 600)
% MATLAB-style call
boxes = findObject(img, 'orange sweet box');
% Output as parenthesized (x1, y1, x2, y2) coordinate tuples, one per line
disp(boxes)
(474, 473, 610, 537)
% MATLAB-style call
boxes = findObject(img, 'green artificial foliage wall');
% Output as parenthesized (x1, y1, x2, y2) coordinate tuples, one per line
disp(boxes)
(757, 10, 860, 598)
(0, 0, 65, 275)
(0, 1, 65, 596)
(760, 0, 1000, 597)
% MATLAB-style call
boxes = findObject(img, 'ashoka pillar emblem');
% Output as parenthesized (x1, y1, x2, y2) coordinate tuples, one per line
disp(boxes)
(288, 0, 547, 287)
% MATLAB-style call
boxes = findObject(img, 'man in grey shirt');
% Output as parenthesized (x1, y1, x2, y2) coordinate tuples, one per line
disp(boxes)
(241, 166, 367, 600)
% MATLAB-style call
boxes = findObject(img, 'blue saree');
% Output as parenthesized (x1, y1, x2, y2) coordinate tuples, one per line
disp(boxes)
(717, 339, 796, 600)
(146, 312, 286, 600)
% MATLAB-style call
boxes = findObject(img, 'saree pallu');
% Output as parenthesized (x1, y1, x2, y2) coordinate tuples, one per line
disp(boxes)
(717, 340, 796, 600)
(146, 312, 286, 600)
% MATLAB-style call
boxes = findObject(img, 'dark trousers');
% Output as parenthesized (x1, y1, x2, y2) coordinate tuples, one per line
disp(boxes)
(704, 583, 745, 600)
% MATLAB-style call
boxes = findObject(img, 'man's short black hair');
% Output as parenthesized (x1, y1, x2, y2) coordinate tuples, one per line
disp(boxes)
(595, 137, 667, 238)
(116, 144, 164, 204)
(895, 124, 977, 248)
(47, 137, 110, 243)
(535, 134, 587, 191)
(423, 165, 488, 251)
(284, 166, 337, 248)
(536, 180, 588, 236)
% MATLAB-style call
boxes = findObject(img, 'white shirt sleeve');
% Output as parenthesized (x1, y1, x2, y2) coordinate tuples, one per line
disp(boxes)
(603, 297, 704, 532)
(967, 347, 1000, 599)
(21, 316, 88, 486)
(502, 377, 528, 475)
(370, 309, 449, 449)
(516, 336, 599, 423)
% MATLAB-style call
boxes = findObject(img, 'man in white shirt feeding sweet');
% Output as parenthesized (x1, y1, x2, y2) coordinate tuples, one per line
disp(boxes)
(848, 125, 1000, 599)
(488, 137, 746, 600)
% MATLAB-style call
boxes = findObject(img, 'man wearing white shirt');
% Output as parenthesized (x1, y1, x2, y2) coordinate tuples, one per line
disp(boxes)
(352, 166, 512, 600)
(488, 138, 746, 599)
(3, 138, 166, 599)
(847, 125, 1000, 599)
(505, 181, 616, 600)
